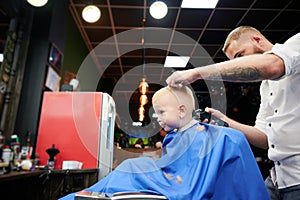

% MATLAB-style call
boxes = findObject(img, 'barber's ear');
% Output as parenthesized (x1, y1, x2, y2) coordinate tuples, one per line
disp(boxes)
(178, 104, 187, 118)
(252, 34, 263, 45)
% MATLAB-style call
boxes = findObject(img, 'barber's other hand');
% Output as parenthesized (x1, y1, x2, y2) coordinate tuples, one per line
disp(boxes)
(166, 69, 199, 87)
(204, 107, 227, 126)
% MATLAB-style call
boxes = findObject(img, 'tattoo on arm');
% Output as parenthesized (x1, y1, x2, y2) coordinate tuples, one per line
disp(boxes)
(207, 67, 262, 82)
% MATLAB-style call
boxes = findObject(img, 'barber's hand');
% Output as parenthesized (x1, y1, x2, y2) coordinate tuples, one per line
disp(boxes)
(166, 69, 199, 87)
(204, 107, 228, 126)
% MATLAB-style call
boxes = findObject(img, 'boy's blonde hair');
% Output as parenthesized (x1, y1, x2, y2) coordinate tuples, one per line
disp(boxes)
(152, 86, 195, 113)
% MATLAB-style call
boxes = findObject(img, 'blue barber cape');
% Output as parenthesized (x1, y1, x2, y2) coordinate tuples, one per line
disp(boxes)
(60, 123, 270, 200)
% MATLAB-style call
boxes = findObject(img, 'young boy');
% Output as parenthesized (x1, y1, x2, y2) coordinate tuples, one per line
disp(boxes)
(60, 86, 269, 200)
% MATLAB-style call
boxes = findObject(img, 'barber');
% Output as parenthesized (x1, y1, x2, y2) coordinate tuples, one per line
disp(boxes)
(166, 26, 300, 200)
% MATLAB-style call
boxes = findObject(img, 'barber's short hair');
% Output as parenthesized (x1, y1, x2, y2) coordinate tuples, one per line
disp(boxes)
(222, 26, 261, 53)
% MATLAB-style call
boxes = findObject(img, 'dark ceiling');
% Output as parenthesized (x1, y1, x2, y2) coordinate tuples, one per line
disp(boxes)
(68, 0, 300, 124)
(0, 0, 300, 125)
(69, 0, 300, 93)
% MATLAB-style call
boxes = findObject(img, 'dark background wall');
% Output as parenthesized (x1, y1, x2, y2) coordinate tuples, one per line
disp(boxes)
(62, 10, 89, 83)
(0, 0, 88, 154)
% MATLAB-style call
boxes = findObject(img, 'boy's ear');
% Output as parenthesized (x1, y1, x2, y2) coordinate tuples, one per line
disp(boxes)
(178, 104, 187, 118)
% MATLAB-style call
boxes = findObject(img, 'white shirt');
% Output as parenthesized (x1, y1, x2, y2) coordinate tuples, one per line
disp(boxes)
(255, 32, 300, 189)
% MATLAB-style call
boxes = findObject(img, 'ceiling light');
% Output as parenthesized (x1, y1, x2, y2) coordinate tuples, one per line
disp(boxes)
(27, 0, 48, 7)
(164, 56, 190, 68)
(139, 78, 149, 95)
(82, 5, 101, 23)
(140, 94, 148, 106)
(181, 0, 219, 9)
(138, 106, 145, 122)
(150, 1, 168, 19)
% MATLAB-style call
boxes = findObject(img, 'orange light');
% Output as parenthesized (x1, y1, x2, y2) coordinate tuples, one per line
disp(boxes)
(138, 106, 145, 122)
(138, 78, 148, 122)
(138, 106, 145, 115)
(139, 114, 145, 122)
(140, 94, 148, 105)
(139, 78, 149, 94)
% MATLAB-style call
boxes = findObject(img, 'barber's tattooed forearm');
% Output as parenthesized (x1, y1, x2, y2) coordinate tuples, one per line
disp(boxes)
(207, 67, 261, 82)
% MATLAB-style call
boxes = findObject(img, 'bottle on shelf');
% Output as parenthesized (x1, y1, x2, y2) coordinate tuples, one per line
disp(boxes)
(1, 144, 12, 174)
(10, 134, 21, 170)
(20, 131, 33, 160)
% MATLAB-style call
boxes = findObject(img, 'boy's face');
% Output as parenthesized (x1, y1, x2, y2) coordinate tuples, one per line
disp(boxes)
(153, 93, 181, 132)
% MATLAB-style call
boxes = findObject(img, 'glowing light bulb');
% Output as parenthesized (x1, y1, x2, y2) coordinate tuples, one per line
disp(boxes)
(150, 1, 168, 19)
(82, 5, 101, 23)
(27, 0, 48, 7)
(139, 78, 149, 94)
(140, 95, 148, 106)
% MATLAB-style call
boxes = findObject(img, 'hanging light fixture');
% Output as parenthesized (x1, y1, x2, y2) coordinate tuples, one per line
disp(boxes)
(140, 94, 148, 106)
(138, 18, 149, 96)
(139, 106, 145, 115)
(138, 106, 145, 122)
(137, 15, 149, 122)
(27, 0, 48, 7)
(149, 1, 168, 19)
(139, 78, 149, 95)
(82, 5, 101, 23)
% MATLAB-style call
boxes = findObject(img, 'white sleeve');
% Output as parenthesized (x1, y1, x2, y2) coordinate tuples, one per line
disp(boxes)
(265, 33, 300, 78)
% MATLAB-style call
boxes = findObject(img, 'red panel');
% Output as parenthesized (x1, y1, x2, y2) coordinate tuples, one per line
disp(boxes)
(36, 92, 102, 169)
